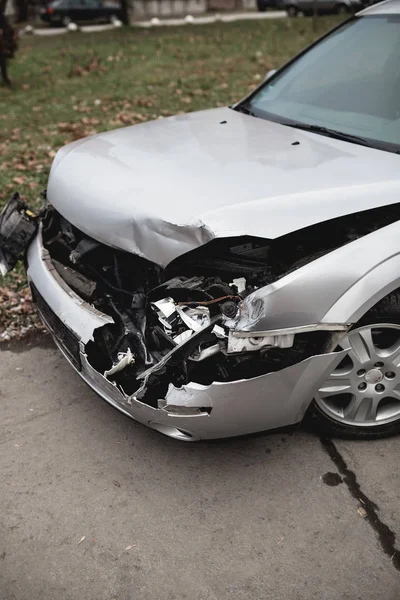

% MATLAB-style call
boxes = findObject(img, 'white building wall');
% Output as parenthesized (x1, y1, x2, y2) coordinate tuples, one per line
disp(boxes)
(131, 0, 255, 18)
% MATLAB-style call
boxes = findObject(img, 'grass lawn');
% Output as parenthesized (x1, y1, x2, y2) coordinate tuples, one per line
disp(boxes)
(0, 16, 342, 338)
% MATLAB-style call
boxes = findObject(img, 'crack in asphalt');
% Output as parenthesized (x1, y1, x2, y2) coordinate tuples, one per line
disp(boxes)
(320, 437, 400, 571)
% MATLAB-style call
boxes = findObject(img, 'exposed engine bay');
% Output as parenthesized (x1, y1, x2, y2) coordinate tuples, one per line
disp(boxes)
(31, 201, 400, 407)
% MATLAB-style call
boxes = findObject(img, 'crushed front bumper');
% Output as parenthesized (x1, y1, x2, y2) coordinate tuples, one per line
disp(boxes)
(26, 228, 347, 441)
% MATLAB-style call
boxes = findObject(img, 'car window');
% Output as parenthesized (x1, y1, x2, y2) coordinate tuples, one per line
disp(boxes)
(291, 19, 399, 91)
(82, 0, 100, 6)
(245, 16, 400, 152)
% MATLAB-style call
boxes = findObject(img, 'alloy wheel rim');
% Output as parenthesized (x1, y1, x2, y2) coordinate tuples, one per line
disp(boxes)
(315, 323, 400, 427)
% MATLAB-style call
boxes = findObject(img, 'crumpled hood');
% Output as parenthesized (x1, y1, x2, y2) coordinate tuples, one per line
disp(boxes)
(48, 107, 400, 267)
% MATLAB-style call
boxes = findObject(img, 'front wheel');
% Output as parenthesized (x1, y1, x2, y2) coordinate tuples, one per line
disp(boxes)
(311, 292, 400, 439)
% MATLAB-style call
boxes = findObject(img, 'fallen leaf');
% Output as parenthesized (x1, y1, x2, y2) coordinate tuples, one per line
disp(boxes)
(13, 176, 26, 185)
(113, 480, 121, 487)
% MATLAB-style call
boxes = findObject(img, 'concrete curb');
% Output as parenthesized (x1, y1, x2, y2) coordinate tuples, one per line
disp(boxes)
(21, 11, 286, 36)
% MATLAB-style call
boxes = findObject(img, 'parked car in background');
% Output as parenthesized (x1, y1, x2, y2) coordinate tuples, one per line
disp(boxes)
(257, 0, 362, 15)
(40, 0, 122, 26)
(256, 0, 282, 11)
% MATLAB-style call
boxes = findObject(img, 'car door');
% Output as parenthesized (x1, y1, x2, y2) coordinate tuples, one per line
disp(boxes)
(55, 0, 73, 22)
(67, 0, 86, 21)
(81, 0, 103, 20)
(319, 0, 335, 13)
(297, 0, 314, 13)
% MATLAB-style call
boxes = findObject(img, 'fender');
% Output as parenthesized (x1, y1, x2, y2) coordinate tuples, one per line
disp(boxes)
(229, 219, 400, 332)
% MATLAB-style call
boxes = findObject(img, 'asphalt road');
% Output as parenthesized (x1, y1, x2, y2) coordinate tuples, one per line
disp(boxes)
(1, 338, 399, 600)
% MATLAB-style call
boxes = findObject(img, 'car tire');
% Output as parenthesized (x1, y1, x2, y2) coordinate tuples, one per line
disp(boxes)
(286, 5, 298, 16)
(310, 290, 400, 439)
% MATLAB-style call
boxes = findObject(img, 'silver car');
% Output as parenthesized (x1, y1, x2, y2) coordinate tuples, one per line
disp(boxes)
(2, 1, 400, 441)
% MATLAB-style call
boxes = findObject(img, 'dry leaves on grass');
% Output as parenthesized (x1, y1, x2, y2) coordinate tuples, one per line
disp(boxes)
(57, 118, 100, 141)
(0, 273, 44, 342)
(112, 111, 149, 126)
(68, 56, 106, 78)
(134, 96, 156, 108)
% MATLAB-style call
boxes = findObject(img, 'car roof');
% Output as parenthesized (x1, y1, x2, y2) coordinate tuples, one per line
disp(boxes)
(357, 0, 400, 16)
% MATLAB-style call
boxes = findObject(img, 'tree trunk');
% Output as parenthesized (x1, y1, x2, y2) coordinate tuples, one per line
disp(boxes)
(120, 0, 129, 24)
(312, 0, 317, 32)
(16, 0, 28, 22)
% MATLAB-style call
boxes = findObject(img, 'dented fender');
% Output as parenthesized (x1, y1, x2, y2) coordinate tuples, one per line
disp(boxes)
(227, 219, 400, 333)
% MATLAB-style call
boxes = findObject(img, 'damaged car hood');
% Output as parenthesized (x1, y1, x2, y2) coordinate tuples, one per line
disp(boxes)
(47, 107, 400, 267)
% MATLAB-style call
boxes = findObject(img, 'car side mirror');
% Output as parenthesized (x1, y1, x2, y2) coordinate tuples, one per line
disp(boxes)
(264, 69, 277, 81)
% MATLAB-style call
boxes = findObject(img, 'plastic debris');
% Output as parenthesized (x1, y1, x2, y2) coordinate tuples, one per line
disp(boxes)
(104, 348, 135, 378)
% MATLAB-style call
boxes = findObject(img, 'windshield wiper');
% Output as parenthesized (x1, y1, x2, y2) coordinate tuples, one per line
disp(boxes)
(285, 122, 372, 148)
(234, 103, 258, 118)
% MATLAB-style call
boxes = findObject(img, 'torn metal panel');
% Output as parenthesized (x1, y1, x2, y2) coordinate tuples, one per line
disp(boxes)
(158, 382, 213, 415)
(26, 227, 114, 344)
(52, 259, 97, 301)
(189, 343, 220, 361)
(227, 332, 294, 354)
(47, 107, 400, 268)
(173, 330, 193, 345)
(77, 338, 348, 440)
(134, 316, 220, 389)
(104, 348, 135, 379)
(175, 305, 210, 331)
(226, 219, 400, 332)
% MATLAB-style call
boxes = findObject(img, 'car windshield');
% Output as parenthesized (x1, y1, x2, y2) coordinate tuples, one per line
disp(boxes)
(238, 15, 400, 153)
